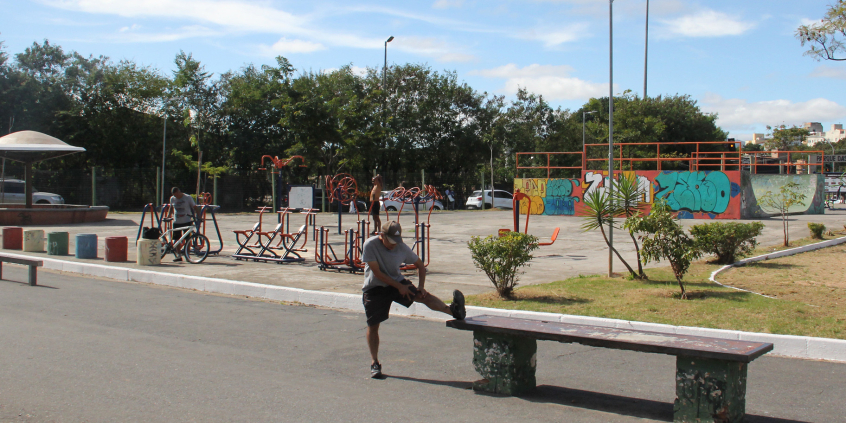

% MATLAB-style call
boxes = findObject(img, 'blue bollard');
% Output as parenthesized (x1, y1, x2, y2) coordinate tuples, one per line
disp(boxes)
(75, 234, 98, 259)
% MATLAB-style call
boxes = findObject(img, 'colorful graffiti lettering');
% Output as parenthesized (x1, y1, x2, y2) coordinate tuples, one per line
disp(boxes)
(654, 171, 736, 214)
(544, 179, 579, 215)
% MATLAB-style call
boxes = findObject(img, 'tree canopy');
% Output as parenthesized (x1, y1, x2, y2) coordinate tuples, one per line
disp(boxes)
(0, 39, 730, 185)
(797, 1, 846, 61)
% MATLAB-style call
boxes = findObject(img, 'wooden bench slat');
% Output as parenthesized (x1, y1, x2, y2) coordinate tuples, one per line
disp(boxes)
(0, 255, 43, 266)
(447, 315, 773, 363)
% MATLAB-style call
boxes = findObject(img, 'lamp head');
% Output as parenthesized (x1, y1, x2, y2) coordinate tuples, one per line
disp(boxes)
(386, 36, 394, 43)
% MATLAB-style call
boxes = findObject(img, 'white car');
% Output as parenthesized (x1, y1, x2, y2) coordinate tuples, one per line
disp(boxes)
(465, 189, 513, 210)
(380, 190, 444, 212)
(0, 179, 65, 204)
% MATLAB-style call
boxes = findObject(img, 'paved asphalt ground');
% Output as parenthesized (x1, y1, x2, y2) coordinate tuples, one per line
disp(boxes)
(0, 268, 843, 422)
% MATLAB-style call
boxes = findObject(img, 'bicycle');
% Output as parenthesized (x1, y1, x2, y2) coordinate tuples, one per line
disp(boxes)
(159, 218, 210, 264)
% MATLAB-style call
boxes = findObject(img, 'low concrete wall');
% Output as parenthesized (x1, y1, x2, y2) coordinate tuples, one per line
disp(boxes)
(0, 205, 109, 225)
(740, 172, 825, 218)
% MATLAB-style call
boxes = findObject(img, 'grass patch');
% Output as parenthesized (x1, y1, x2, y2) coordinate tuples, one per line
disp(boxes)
(467, 236, 846, 340)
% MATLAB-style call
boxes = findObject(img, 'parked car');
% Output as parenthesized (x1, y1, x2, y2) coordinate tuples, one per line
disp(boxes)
(0, 179, 64, 204)
(379, 190, 444, 212)
(465, 189, 513, 210)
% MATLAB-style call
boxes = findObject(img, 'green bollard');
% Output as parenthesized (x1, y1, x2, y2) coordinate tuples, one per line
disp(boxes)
(471, 330, 537, 395)
(47, 231, 69, 255)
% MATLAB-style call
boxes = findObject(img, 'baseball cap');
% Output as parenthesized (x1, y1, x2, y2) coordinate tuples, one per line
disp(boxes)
(380, 221, 403, 245)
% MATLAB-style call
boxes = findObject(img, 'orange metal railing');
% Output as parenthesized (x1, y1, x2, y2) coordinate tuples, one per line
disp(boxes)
(515, 141, 826, 176)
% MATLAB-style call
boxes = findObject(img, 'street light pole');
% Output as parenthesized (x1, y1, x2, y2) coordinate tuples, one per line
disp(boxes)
(643, 0, 649, 99)
(383, 36, 394, 95)
(608, 0, 615, 278)
(161, 114, 167, 205)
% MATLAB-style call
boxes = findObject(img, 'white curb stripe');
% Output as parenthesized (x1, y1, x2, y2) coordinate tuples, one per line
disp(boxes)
(5, 252, 844, 363)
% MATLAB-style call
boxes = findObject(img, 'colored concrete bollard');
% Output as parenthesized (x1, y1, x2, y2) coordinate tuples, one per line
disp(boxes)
(47, 232, 69, 255)
(2, 227, 23, 250)
(105, 236, 128, 262)
(136, 238, 160, 265)
(23, 229, 45, 252)
(75, 234, 98, 259)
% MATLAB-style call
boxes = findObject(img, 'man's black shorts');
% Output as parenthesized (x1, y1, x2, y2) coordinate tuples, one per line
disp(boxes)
(362, 280, 418, 326)
(370, 201, 381, 217)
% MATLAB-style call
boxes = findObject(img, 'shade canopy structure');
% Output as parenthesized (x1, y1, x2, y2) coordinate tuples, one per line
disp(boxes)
(0, 131, 86, 208)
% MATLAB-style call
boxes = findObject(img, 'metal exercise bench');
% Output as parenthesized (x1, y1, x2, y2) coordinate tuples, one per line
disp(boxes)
(447, 315, 773, 423)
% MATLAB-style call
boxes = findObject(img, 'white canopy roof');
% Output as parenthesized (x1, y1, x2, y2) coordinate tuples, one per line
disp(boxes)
(0, 131, 86, 163)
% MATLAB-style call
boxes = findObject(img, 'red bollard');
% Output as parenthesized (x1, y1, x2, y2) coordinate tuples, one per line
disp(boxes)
(3, 227, 23, 250)
(104, 236, 128, 262)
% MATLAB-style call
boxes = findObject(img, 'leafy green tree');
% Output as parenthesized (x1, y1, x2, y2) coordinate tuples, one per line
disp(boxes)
(626, 200, 701, 299)
(765, 125, 810, 151)
(468, 231, 538, 298)
(580, 188, 639, 279)
(758, 182, 808, 247)
(797, 1, 846, 61)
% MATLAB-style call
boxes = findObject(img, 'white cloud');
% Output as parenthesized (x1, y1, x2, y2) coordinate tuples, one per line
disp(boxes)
(660, 10, 754, 37)
(433, 0, 463, 9)
(701, 93, 846, 130)
(119, 24, 141, 32)
(392, 36, 477, 62)
(520, 23, 591, 47)
(260, 37, 325, 55)
(114, 25, 218, 43)
(471, 63, 611, 101)
(809, 65, 846, 80)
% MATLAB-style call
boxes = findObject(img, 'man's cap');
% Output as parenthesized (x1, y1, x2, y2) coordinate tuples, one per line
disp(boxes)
(380, 221, 403, 245)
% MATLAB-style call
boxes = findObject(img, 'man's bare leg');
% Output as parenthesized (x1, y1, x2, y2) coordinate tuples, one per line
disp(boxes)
(415, 293, 450, 315)
(366, 323, 380, 365)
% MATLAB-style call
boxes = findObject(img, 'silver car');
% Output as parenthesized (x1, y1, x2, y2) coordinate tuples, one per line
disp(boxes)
(0, 179, 65, 204)
(465, 189, 513, 210)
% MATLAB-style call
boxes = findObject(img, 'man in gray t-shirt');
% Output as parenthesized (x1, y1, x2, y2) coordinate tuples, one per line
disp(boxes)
(362, 220, 465, 379)
(168, 187, 196, 262)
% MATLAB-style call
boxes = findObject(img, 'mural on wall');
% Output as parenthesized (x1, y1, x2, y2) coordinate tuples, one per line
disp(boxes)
(740, 173, 825, 218)
(514, 170, 742, 219)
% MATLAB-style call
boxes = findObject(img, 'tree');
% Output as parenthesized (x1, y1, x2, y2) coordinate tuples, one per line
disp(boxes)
(797, 1, 846, 61)
(765, 125, 809, 151)
(615, 172, 647, 278)
(580, 188, 639, 279)
(758, 182, 808, 247)
(626, 199, 701, 299)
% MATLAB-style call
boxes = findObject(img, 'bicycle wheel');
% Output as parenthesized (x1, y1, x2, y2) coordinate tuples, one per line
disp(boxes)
(183, 233, 210, 264)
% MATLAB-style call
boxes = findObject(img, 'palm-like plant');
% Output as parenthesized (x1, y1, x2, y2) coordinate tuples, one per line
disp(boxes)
(614, 173, 647, 279)
(581, 188, 638, 279)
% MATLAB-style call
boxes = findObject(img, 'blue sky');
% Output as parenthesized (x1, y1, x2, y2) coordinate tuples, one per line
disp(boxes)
(1, 0, 844, 141)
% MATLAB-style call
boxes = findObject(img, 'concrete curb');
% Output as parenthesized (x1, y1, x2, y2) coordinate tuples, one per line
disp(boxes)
(709, 235, 846, 296)
(7, 252, 845, 363)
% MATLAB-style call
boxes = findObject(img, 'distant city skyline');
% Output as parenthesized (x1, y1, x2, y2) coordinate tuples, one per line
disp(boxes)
(1, 0, 845, 142)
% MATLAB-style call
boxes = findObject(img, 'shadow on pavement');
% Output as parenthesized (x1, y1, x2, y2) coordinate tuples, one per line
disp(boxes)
(0, 280, 58, 289)
(384, 374, 473, 390)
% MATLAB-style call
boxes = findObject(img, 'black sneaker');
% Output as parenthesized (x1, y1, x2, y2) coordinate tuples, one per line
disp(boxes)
(450, 290, 466, 320)
(173, 257, 183, 262)
(370, 362, 383, 379)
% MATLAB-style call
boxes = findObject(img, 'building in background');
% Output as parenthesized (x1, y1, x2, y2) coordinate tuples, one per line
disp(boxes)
(804, 122, 845, 146)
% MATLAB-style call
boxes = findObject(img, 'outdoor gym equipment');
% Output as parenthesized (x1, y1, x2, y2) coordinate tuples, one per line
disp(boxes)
(499, 190, 560, 247)
(314, 174, 368, 273)
(232, 207, 318, 264)
(136, 201, 224, 255)
(382, 185, 442, 270)
(258, 155, 306, 211)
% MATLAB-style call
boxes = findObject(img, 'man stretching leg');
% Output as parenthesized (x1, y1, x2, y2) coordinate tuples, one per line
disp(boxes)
(361, 221, 465, 378)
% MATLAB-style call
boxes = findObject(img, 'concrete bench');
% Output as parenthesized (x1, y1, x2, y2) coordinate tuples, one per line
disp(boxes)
(447, 315, 773, 423)
(0, 254, 43, 286)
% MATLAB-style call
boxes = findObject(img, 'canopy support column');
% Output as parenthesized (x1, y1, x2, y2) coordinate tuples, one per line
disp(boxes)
(24, 162, 32, 208)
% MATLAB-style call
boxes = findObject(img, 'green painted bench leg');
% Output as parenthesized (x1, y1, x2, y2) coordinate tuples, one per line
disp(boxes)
(471, 330, 537, 396)
(674, 356, 748, 423)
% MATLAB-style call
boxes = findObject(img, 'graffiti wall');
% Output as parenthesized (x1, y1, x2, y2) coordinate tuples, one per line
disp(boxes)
(740, 173, 825, 218)
(514, 170, 743, 219)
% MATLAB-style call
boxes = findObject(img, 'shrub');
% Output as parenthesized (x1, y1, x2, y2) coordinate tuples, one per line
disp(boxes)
(626, 199, 701, 299)
(468, 232, 538, 299)
(808, 223, 826, 239)
(689, 221, 764, 264)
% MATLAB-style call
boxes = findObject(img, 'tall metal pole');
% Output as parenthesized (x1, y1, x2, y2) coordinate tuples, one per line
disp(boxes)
(161, 114, 167, 205)
(643, 0, 649, 99)
(608, 0, 615, 277)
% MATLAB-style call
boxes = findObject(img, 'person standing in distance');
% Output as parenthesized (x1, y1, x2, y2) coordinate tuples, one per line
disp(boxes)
(169, 187, 196, 262)
(361, 220, 466, 379)
(369, 175, 383, 235)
